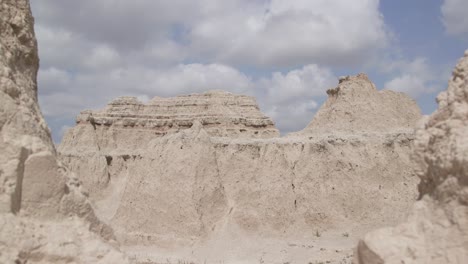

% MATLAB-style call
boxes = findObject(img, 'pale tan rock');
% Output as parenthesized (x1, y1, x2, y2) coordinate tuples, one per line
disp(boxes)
(0, 1, 128, 263)
(0, 214, 127, 264)
(355, 51, 468, 264)
(0, 0, 55, 215)
(295, 73, 421, 135)
(60, 90, 279, 155)
(1, 0, 427, 263)
(59, 76, 422, 263)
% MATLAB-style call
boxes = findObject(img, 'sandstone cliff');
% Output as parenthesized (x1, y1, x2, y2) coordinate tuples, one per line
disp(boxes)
(355, 51, 468, 264)
(0, 1, 127, 262)
(59, 74, 422, 263)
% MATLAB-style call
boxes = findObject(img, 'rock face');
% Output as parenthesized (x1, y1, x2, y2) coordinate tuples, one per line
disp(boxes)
(297, 73, 421, 135)
(59, 75, 422, 263)
(355, 51, 468, 263)
(0, 1, 127, 263)
(61, 90, 278, 154)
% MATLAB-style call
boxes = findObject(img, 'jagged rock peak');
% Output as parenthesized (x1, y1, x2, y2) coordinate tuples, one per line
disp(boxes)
(296, 73, 421, 135)
(74, 90, 279, 139)
(355, 50, 468, 264)
(331, 73, 376, 95)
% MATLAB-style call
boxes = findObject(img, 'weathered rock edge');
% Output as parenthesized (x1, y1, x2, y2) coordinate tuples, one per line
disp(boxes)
(0, 1, 128, 263)
(355, 51, 468, 264)
(71, 90, 279, 143)
(295, 73, 421, 135)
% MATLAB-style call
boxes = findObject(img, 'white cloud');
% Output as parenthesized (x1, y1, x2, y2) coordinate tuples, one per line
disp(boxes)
(38, 64, 253, 118)
(134, 41, 187, 66)
(38, 62, 335, 136)
(262, 65, 335, 104)
(38, 68, 71, 95)
(35, 26, 88, 70)
(189, 0, 387, 66)
(441, 0, 468, 38)
(383, 58, 437, 97)
(385, 75, 429, 98)
(258, 65, 336, 133)
(84, 45, 122, 70)
(32, 0, 388, 68)
(31, 0, 198, 51)
(30, 0, 386, 140)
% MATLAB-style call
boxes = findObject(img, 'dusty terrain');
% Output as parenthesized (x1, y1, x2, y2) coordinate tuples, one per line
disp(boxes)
(1, 0, 467, 263)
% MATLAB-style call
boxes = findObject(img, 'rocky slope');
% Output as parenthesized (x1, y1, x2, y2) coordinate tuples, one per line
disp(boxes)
(0, 1, 127, 263)
(355, 51, 468, 264)
(59, 74, 422, 263)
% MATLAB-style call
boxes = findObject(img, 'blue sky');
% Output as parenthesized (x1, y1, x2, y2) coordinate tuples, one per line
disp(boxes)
(30, 0, 468, 142)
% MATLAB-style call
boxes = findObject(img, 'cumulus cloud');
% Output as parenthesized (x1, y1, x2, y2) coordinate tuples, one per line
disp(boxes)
(262, 65, 335, 104)
(30, 0, 387, 141)
(31, 0, 197, 51)
(383, 58, 438, 97)
(38, 64, 253, 118)
(35, 26, 89, 70)
(32, 0, 388, 68)
(84, 45, 122, 70)
(37, 68, 72, 96)
(39, 62, 335, 135)
(190, 0, 387, 66)
(385, 75, 429, 98)
(258, 65, 336, 133)
(441, 0, 468, 38)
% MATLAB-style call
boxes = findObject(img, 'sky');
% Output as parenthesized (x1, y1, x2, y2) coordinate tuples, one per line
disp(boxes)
(30, 0, 468, 142)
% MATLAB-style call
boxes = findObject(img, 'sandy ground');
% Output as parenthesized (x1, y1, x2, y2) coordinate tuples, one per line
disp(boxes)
(125, 231, 356, 264)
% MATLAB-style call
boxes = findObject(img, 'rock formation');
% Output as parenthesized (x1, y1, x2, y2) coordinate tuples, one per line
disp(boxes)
(59, 73, 422, 263)
(8, 0, 466, 263)
(355, 51, 468, 264)
(61, 90, 278, 154)
(296, 73, 421, 135)
(0, 1, 127, 262)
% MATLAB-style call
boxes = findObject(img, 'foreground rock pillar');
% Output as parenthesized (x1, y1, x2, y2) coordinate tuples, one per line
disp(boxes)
(355, 51, 468, 264)
(0, 1, 128, 262)
(0, 0, 66, 216)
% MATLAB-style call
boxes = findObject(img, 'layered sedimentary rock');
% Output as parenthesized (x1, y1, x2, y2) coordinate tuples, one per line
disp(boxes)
(355, 51, 468, 264)
(59, 75, 422, 263)
(0, 1, 127, 263)
(61, 90, 278, 154)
